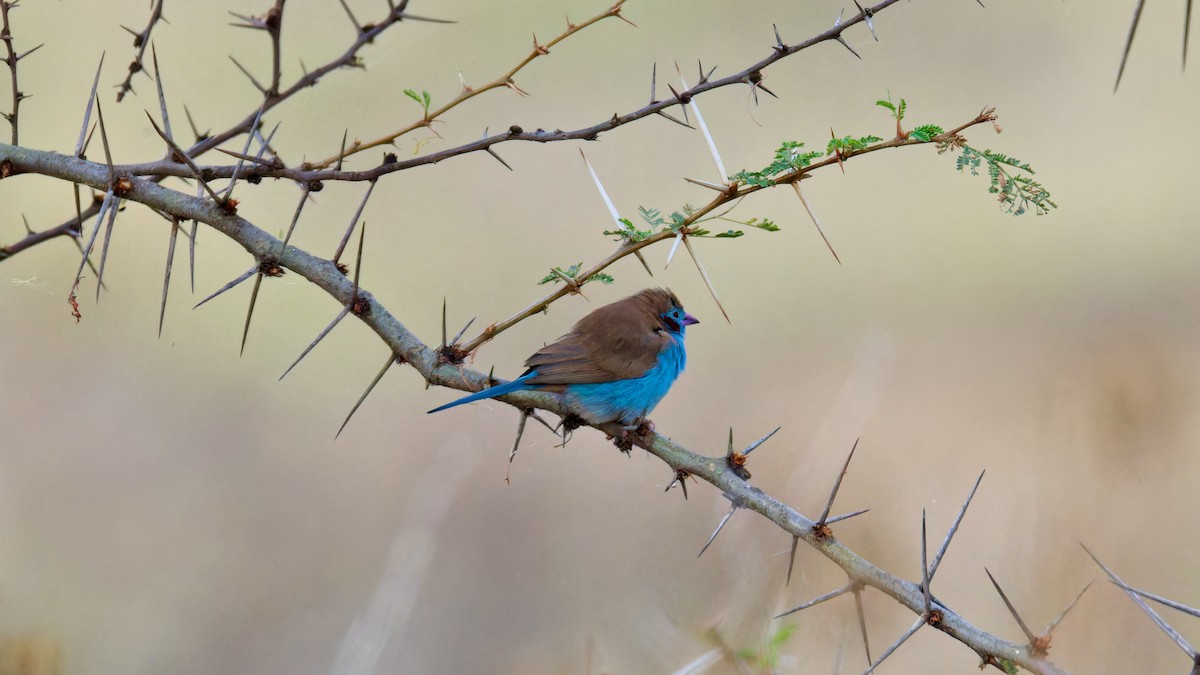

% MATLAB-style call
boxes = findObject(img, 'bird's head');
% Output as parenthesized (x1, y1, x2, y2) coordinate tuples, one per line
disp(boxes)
(644, 288, 699, 335)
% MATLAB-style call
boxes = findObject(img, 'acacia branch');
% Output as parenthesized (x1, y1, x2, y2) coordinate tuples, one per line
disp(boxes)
(0, 141, 1067, 674)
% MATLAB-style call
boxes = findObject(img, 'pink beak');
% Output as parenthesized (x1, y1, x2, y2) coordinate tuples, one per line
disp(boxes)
(682, 313, 699, 326)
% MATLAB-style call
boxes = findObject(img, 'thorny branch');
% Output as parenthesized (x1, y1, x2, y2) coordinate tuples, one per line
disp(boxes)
(0, 130, 1064, 673)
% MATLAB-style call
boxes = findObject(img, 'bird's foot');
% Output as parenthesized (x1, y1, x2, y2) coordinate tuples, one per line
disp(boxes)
(608, 418, 654, 455)
(633, 418, 655, 437)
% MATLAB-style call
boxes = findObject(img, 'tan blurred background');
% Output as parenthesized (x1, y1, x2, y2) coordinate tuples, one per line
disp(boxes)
(1, 0, 1198, 673)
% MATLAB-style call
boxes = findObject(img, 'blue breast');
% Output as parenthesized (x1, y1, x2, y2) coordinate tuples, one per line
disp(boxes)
(563, 334, 688, 426)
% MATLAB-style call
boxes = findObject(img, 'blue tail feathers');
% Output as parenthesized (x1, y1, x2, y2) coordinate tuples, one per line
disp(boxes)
(427, 372, 538, 414)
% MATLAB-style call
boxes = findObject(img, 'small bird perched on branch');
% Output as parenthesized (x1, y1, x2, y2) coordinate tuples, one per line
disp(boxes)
(428, 287, 698, 427)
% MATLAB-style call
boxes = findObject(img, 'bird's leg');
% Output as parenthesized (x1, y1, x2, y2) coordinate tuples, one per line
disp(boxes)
(634, 418, 655, 437)
(554, 413, 585, 447)
(608, 418, 654, 455)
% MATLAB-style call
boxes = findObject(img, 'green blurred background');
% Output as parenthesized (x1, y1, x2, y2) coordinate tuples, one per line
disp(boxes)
(1, 0, 1198, 673)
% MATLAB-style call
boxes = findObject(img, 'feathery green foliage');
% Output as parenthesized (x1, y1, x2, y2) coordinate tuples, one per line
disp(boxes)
(603, 206, 781, 241)
(948, 145, 1057, 216)
(403, 88, 432, 114)
(730, 141, 823, 187)
(537, 263, 614, 286)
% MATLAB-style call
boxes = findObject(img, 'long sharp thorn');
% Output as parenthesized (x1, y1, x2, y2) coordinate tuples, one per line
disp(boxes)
(188, 185, 200, 293)
(819, 438, 859, 525)
(350, 221, 367, 294)
(682, 177, 727, 191)
(649, 62, 657, 102)
(451, 317, 476, 346)
(94, 97, 115, 185)
(183, 104, 208, 143)
(93, 196, 120, 302)
(580, 149, 653, 277)
(224, 100, 267, 201)
(853, 0, 878, 41)
(862, 616, 923, 675)
(772, 23, 785, 50)
(333, 180, 376, 264)
(151, 43, 173, 142)
(441, 297, 448, 348)
(193, 264, 256, 309)
(726, 427, 734, 456)
(526, 410, 559, 436)
(1129, 585, 1200, 619)
(676, 62, 726, 180)
(775, 584, 853, 619)
(1045, 580, 1094, 633)
(214, 147, 276, 165)
(683, 236, 729, 323)
(792, 182, 840, 264)
(697, 503, 738, 558)
(228, 55, 266, 94)
(145, 111, 223, 203)
(853, 588, 872, 665)
(836, 37, 862, 60)
(72, 191, 114, 292)
(239, 272, 264, 355)
(826, 508, 870, 524)
(664, 231, 683, 268)
(743, 426, 780, 456)
(76, 54, 105, 158)
(335, 128, 349, 171)
(279, 306, 351, 381)
(785, 535, 800, 586)
(336, 0, 361, 32)
(654, 109, 694, 129)
(66, 205, 108, 289)
(485, 146, 512, 170)
(984, 568, 1038, 644)
(920, 510, 931, 611)
(15, 43, 44, 62)
(1115, 0, 1148, 92)
(505, 412, 530, 483)
(396, 13, 457, 24)
(1083, 544, 1198, 658)
(280, 185, 310, 251)
(1186, 0, 1194, 70)
(929, 470, 985, 580)
(158, 218, 180, 337)
(336, 353, 399, 439)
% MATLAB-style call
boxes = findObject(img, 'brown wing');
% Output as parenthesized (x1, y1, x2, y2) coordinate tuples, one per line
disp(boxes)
(523, 290, 674, 384)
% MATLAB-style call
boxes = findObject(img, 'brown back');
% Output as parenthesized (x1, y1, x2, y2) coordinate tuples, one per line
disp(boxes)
(523, 288, 683, 384)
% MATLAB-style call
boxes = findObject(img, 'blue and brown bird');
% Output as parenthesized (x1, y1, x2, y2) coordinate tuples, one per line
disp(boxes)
(428, 288, 698, 428)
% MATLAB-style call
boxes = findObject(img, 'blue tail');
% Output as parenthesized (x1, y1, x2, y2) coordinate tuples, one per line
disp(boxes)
(427, 372, 537, 414)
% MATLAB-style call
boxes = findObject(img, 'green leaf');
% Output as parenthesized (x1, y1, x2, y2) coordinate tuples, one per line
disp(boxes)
(952, 145, 1056, 216)
(732, 141, 822, 186)
(827, 134, 883, 155)
(718, 216, 781, 233)
(404, 88, 431, 112)
(875, 99, 896, 113)
(910, 124, 944, 142)
(537, 262, 583, 285)
(538, 264, 615, 286)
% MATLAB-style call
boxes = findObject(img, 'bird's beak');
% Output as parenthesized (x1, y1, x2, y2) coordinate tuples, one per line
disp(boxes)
(682, 312, 699, 326)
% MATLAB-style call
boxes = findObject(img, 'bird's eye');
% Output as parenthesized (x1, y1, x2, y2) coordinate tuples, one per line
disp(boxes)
(661, 310, 681, 332)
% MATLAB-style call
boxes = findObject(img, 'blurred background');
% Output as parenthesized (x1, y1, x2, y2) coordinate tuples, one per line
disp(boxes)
(1, 0, 1198, 673)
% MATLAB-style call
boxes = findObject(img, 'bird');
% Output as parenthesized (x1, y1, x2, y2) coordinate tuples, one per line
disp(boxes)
(428, 288, 698, 427)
